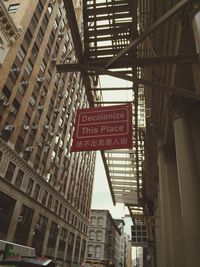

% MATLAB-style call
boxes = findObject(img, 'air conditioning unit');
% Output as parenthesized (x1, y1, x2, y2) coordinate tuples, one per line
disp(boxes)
(38, 105, 44, 111)
(58, 94, 63, 98)
(3, 101, 9, 107)
(20, 80, 29, 86)
(4, 125, 15, 131)
(59, 32, 64, 38)
(38, 142, 43, 147)
(49, 132, 54, 137)
(31, 125, 38, 130)
(0, 95, 6, 101)
(10, 107, 16, 114)
(36, 77, 44, 84)
(11, 67, 20, 74)
(45, 124, 50, 129)
(41, 91, 47, 97)
(25, 146, 33, 152)
(18, 215, 23, 222)
(23, 125, 29, 130)
(54, 108, 59, 113)
(51, 58, 57, 63)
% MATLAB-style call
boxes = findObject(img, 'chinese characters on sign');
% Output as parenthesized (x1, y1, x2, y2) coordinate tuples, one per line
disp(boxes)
(71, 104, 133, 152)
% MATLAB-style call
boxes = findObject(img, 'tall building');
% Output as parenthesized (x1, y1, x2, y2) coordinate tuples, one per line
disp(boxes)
(114, 219, 126, 267)
(0, 1, 97, 266)
(86, 209, 122, 267)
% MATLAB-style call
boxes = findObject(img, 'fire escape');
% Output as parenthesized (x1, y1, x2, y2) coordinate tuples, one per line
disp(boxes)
(57, 0, 200, 257)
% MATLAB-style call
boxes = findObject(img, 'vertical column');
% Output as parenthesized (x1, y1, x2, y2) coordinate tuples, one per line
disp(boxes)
(27, 209, 39, 247)
(42, 220, 51, 256)
(7, 200, 22, 241)
(191, 7, 200, 93)
(157, 145, 174, 267)
(162, 146, 185, 267)
(169, 96, 200, 267)
(192, 9, 200, 53)
(54, 226, 62, 259)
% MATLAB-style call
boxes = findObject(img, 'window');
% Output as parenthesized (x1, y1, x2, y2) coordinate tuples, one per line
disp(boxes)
(90, 217, 96, 226)
(37, 214, 48, 232)
(41, 190, 48, 206)
(32, 43, 39, 57)
(17, 47, 25, 62)
(24, 29, 32, 44)
(96, 231, 102, 241)
(11, 99, 20, 116)
(58, 203, 62, 217)
(95, 246, 101, 258)
(29, 94, 36, 107)
(88, 245, 93, 257)
(54, 199, 59, 213)
(26, 178, 34, 195)
(89, 231, 95, 240)
(53, 20, 58, 30)
(33, 183, 40, 200)
(15, 136, 24, 153)
(25, 60, 33, 75)
(40, 59, 46, 73)
(8, 3, 20, 13)
(15, 169, 24, 188)
(5, 162, 16, 182)
(17, 83, 26, 95)
(98, 217, 103, 226)
(47, 194, 52, 209)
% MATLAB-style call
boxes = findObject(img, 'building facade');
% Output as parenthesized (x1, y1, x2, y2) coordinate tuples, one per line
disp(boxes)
(0, 1, 97, 266)
(86, 209, 122, 267)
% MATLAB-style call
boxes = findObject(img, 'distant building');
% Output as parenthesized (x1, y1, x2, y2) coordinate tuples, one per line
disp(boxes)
(124, 236, 132, 267)
(0, 1, 98, 266)
(86, 209, 122, 267)
(114, 219, 126, 267)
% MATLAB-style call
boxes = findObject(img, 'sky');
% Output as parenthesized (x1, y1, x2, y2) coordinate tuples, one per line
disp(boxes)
(91, 75, 134, 237)
(91, 151, 133, 237)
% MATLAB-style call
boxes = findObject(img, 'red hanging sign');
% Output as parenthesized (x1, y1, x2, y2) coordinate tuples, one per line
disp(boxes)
(71, 104, 133, 152)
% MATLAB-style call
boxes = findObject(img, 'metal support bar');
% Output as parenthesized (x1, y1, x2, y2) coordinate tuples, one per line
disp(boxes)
(56, 63, 132, 81)
(105, 0, 190, 68)
(93, 101, 134, 104)
(90, 87, 133, 91)
(62, 0, 83, 61)
(137, 78, 200, 101)
(57, 54, 198, 71)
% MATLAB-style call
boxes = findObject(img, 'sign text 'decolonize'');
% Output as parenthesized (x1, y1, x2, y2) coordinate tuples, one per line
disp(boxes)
(71, 104, 133, 152)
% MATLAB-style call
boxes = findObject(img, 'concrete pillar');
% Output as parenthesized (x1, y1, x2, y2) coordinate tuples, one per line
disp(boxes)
(169, 96, 200, 267)
(157, 146, 174, 267)
(42, 220, 51, 256)
(7, 200, 22, 241)
(192, 9, 200, 53)
(162, 146, 185, 267)
(54, 226, 62, 260)
(191, 8, 200, 94)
